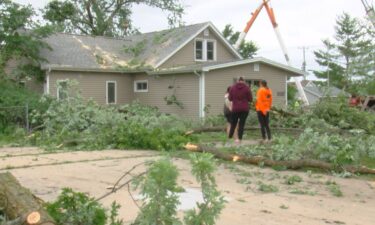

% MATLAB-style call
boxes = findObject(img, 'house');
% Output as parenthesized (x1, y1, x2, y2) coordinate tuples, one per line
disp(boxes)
(14, 22, 305, 119)
(297, 80, 349, 104)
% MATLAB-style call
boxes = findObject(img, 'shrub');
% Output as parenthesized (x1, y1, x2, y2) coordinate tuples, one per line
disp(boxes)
(31, 86, 195, 150)
(0, 80, 50, 133)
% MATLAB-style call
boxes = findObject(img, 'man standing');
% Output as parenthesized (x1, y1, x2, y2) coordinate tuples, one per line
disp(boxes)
(228, 77, 252, 143)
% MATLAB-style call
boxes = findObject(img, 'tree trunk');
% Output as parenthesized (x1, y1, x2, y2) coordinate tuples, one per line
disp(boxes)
(0, 172, 55, 225)
(186, 126, 304, 135)
(185, 144, 375, 175)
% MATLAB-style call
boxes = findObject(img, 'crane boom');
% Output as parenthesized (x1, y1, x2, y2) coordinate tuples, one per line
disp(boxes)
(235, 0, 309, 105)
(361, 0, 375, 27)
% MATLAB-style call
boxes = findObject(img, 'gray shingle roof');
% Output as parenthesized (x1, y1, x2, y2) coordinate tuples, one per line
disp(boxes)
(40, 22, 210, 70)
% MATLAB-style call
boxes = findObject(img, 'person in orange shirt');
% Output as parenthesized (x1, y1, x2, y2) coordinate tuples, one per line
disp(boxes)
(255, 80, 272, 141)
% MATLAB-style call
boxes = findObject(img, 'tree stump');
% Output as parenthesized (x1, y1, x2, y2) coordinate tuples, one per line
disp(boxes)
(0, 172, 55, 225)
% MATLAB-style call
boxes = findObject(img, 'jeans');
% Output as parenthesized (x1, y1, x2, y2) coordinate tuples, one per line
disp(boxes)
(229, 111, 249, 140)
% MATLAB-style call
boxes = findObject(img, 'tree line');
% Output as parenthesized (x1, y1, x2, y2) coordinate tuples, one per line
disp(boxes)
(0, 1, 373, 94)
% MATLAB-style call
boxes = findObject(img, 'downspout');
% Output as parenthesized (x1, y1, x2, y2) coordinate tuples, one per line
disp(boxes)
(194, 70, 205, 119)
(285, 75, 288, 107)
(45, 66, 51, 95)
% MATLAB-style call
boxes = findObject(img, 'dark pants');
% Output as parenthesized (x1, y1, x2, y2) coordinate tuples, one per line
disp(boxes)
(229, 111, 249, 140)
(257, 111, 271, 140)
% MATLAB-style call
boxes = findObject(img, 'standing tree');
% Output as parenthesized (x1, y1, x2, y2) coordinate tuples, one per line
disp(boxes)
(43, 0, 185, 37)
(313, 13, 374, 92)
(0, 0, 51, 81)
(222, 24, 258, 58)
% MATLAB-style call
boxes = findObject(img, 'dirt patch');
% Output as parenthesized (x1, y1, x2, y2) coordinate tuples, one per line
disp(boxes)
(1, 147, 374, 225)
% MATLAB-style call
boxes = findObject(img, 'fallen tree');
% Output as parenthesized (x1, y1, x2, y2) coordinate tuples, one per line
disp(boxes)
(184, 144, 375, 175)
(0, 173, 55, 225)
(185, 126, 304, 135)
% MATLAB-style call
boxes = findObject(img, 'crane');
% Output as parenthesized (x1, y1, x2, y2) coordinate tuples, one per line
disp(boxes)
(235, 0, 310, 105)
(361, 0, 375, 27)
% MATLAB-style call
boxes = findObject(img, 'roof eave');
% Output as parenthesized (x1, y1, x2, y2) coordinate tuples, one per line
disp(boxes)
(202, 57, 306, 76)
(42, 65, 147, 73)
(147, 68, 201, 76)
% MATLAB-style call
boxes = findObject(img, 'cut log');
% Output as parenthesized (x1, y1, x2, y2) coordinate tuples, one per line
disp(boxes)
(185, 144, 375, 175)
(186, 126, 303, 135)
(0, 172, 55, 225)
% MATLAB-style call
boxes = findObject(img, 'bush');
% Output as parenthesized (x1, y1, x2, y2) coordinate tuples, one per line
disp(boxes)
(0, 80, 50, 133)
(312, 98, 375, 134)
(236, 128, 372, 166)
(31, 89, 195, 150)
(46, 188, 123, 225)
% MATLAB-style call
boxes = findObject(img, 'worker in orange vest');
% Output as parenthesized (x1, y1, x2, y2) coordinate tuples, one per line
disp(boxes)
(255, 80, 273, 142)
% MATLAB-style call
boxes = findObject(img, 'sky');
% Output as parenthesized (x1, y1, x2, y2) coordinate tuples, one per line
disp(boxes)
(14, 0, 370, 78)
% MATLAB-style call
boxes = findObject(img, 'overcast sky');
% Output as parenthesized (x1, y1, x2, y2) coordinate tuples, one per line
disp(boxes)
(14, 0, 370, 77)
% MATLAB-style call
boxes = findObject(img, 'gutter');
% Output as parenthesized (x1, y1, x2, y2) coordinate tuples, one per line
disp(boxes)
(42, 65, 146, 74)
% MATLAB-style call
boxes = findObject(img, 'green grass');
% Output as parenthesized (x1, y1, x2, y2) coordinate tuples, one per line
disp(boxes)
(361, 157, 375, 169)
(289, 188, 316, 196)
(258, 182, 279, 193)
(279, 204, 289, 209)
(285, 175, 303, 185)
(325, 180, 343, 197)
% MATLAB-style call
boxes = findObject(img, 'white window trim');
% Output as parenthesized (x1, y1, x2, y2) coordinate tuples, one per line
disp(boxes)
(194, 38, 205, 62)
(44, 73, 50, 95)
(56, 79, 68, 100)
(134, 80, 148, 93)
(254, 63, 260, 72)
(194, 39, 217, 62)
(106, 81, 117, 104)
(206, 39, 217, 61)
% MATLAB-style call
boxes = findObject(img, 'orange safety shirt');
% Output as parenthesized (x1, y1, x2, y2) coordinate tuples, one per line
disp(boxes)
(256, 87, 273, 115)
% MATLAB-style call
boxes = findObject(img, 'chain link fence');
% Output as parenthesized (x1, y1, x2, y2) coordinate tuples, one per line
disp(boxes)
(0, 104, 30, 132)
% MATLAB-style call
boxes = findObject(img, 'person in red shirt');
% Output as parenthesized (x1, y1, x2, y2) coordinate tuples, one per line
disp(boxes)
(255, 80, 272, 141)
(228, 77, 253, 143)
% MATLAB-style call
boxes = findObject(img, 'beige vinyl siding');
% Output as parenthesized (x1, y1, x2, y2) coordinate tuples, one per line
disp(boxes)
(25, 78, 44, 94)
(133, 73, 199, 119)
(48, 71, 133, 105)
(5, 59, 44, 94)
(160, 27, 239, 68)
(205, 63, 288, 116)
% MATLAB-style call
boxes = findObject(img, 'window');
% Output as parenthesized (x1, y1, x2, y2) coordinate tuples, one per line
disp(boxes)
(106, 81, 116, 104)
(245, 79, 261, 87)
(207, 41, 214, 60)
(134, 80, 148, 92)
(195, 39, 216, 61)
(195, 40, 203, 60)
(254, 63, 260, 72)
(57, 80, 68, 100)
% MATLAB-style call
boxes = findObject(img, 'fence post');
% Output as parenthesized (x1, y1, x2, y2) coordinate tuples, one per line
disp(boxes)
(25, 103, 29, 132)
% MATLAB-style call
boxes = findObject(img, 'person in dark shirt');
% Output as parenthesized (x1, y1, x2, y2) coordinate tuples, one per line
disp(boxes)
(228, 77, 253, 144)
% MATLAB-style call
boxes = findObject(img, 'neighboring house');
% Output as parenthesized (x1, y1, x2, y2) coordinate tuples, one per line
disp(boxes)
(13, 22, 305, 119)
(298, 80, 349, 105)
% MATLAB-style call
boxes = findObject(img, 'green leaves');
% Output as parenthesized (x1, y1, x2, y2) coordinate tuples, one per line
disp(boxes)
(134, 154, 225, 225)
(184, 153, 225, 225)
(222, 24, 258, 58)
(0, 0, 52, 81)
(313, 12, 375, 93)
(135, 158, 182, 225)
(29, 81, 194, 150)
(43, 0, 185, 37)
(46, 188, 108, 225)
